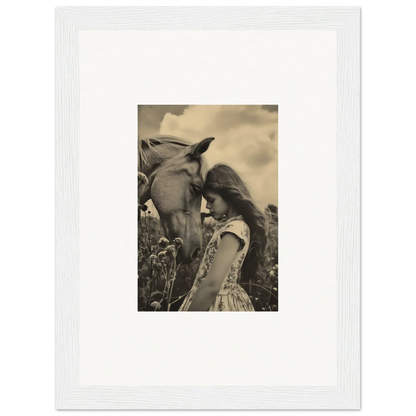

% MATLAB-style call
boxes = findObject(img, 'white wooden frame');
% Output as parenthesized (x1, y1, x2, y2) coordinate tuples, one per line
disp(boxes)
(56, 7, 360, 409)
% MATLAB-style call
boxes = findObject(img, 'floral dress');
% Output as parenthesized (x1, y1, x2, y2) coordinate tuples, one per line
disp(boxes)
(179, 215, 255, 311)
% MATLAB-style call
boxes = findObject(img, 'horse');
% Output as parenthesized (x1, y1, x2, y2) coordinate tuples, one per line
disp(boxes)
(138, 135, 214, 264)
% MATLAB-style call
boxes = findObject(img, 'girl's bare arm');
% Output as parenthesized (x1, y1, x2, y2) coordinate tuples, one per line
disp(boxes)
(188, 233, 240, 311)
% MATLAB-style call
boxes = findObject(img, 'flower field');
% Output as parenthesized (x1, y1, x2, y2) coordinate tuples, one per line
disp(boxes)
(138, 205, 278, 311)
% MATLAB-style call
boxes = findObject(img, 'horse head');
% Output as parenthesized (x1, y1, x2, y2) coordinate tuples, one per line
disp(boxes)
(139, 136, 214, 264)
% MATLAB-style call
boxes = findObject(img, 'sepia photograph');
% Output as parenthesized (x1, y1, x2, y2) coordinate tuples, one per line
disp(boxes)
(138, 105, 278, 311)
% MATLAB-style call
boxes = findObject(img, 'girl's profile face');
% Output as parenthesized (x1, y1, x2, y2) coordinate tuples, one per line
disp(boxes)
(204, 190, 229, 221)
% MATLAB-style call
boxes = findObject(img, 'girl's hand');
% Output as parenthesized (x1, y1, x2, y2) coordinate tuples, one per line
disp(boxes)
(188, 233, 240, 311)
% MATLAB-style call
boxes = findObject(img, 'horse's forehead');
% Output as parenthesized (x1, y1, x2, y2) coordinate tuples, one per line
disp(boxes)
(168, 157, 201, 178)
(183, 160, 201, 176)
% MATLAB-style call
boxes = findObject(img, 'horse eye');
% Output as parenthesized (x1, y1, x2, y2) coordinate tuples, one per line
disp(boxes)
(191, 184, 201, 195)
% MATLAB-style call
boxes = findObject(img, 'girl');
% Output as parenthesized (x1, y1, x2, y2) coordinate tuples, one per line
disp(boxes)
(178, 164, 269, 311)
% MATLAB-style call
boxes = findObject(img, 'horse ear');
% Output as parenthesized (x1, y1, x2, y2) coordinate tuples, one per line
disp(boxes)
(187, 137, 215, 159)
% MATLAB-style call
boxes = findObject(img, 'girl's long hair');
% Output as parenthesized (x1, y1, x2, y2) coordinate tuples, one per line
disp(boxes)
(203, 164, 270, 283)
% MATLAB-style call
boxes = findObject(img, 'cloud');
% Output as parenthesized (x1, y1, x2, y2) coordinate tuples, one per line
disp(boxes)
(261, 105, 279, 113)
(142, 105, 278, 210)
(138, 105, 188, 139)
(242, 139, 276, 168)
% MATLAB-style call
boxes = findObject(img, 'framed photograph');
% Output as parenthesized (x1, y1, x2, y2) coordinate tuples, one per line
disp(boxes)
(137, 105, 279, 313)
(56, 7, 360, 409)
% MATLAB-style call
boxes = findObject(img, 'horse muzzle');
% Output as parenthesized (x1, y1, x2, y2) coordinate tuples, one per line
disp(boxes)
(160, 214, 202, 264)
(178, 246, 201, 264)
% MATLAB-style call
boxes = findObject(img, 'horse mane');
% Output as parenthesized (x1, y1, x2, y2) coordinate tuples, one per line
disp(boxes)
(138, 135, 209, 180)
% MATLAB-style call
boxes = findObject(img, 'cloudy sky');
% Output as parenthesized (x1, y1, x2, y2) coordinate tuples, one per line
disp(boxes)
(138, 105, 278, 212)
